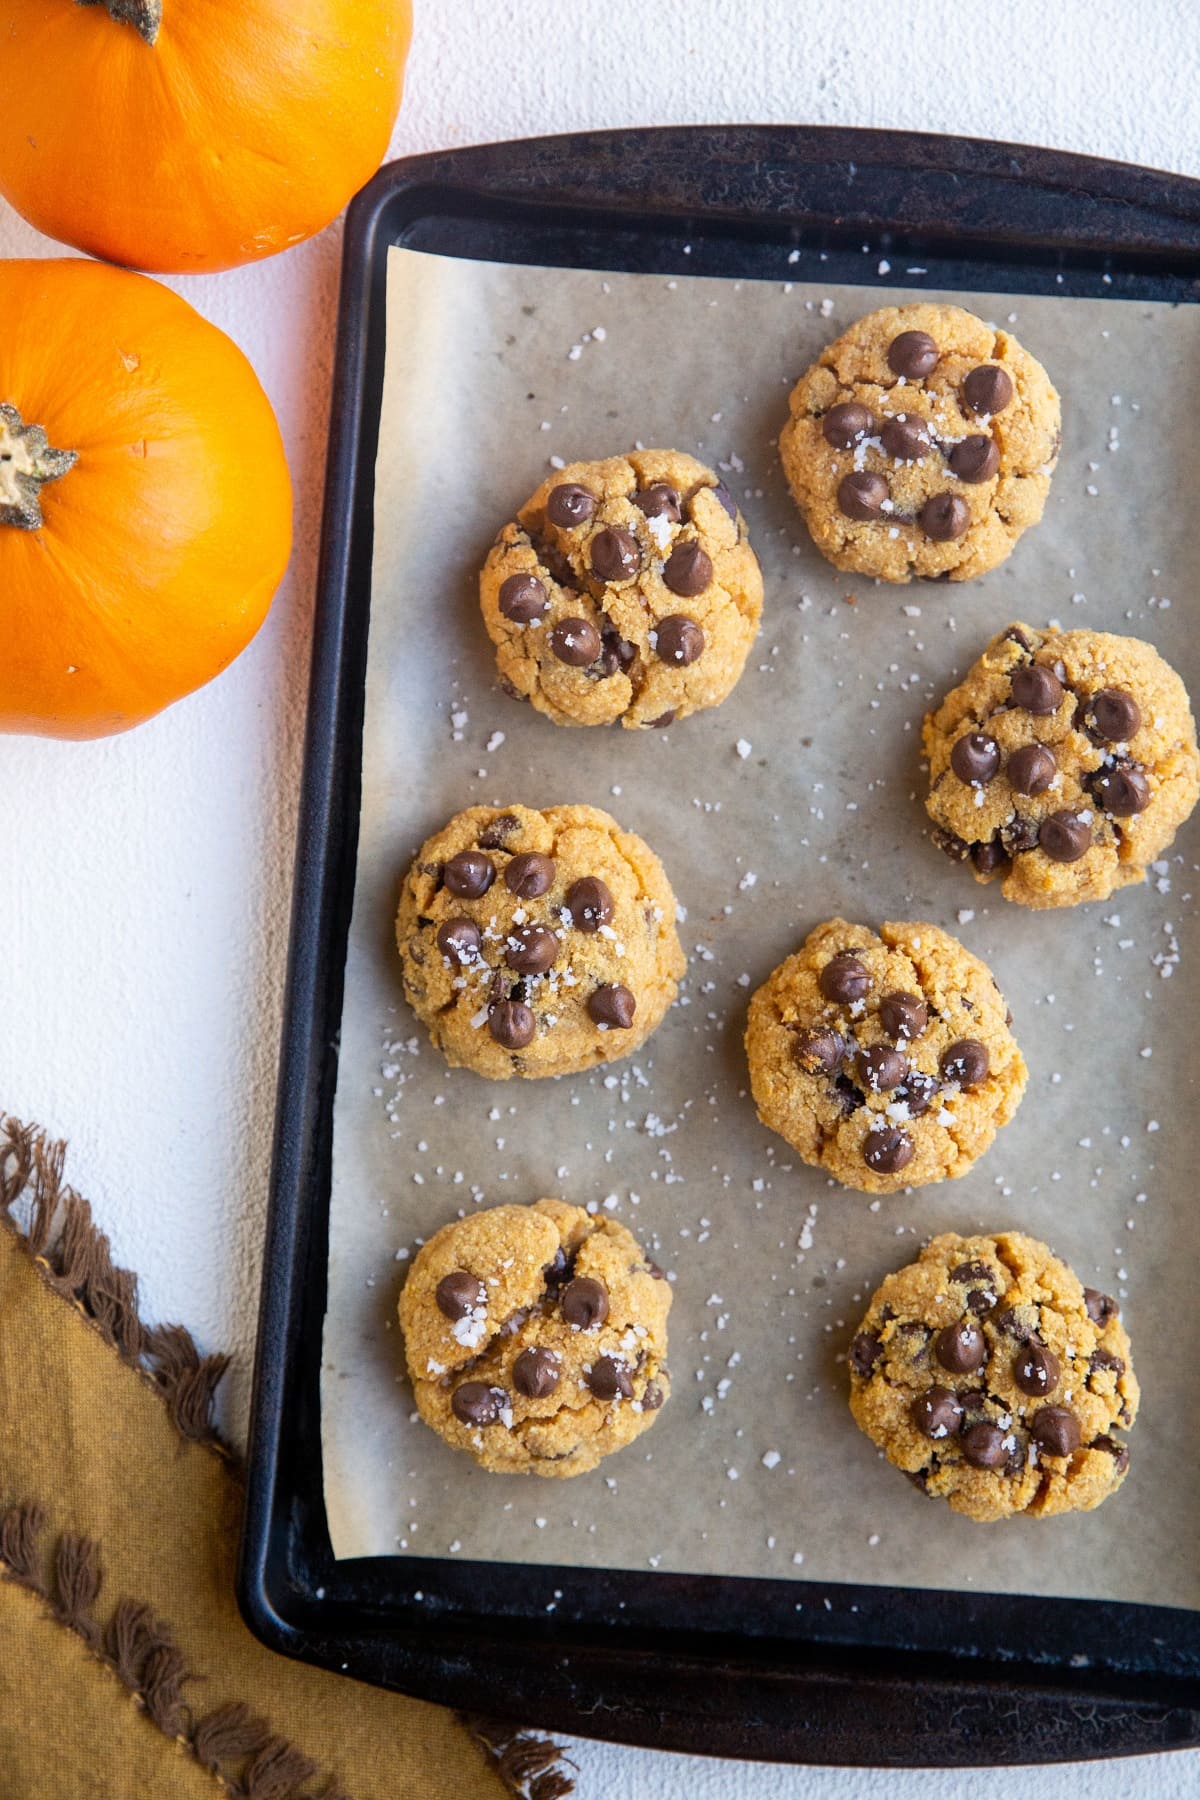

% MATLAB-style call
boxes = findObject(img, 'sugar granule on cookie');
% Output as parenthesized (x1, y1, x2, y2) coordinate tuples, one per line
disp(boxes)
(398, 1198, 671, 1477)
(779, 303, 1060, 583)
(924, 622, 1200, 908)
(744, 918, 1026, 1193)
(847, 1231, 1137, 1521)
(480, 450, 763, 729)
(396, 802, 685, 1079)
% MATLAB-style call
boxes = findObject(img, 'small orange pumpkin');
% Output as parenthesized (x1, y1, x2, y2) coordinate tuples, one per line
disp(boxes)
(0, 258, 292, 739)
(0, 0, 412, 274)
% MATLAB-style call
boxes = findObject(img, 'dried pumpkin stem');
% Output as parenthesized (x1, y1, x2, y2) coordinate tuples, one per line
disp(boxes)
(0, 405, 77, 531)
(76, 0, 161, 48)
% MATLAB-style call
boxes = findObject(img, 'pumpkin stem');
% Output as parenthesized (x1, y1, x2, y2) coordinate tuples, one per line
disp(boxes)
(0, 405, 78, 531)
(76, 0, 161, 47)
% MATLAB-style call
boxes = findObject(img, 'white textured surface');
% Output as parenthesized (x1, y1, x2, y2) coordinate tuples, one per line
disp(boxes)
(1, 2, 1197, 1793)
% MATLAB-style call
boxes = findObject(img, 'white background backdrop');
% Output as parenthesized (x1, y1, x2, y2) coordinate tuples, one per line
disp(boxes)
(2, 3, 1198, 1794)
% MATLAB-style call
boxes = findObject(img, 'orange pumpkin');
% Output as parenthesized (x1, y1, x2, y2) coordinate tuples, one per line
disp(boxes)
(0, 259, 292, 739)
(0, 0, 411, 274)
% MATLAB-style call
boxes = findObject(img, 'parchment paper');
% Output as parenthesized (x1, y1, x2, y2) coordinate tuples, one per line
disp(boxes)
(321, 245, 1200, 1608)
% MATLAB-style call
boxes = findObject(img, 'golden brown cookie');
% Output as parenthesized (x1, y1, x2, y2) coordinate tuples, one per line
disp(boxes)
(480, 450, 763, 728)
(398, 1199, 671, 1477)
(848, 1232, 1137, 1522)
(779, 302, 1060, 582)
(744, 919, 1026, 1193)
(924, 623, 1200, 909)
(395, 802, 685, 1078)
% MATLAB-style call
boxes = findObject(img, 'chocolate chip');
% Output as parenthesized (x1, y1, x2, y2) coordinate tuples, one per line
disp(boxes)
(936, 1320, 986, 1373)
(564, 876, 614, 932)
(451, 1381, 505, 1426)
(912, 1385, 963, 1439)
(634, 483, 681, 521)
(655, 614, 705, 664)
(477, 813, 521, 849)
(888, 330, 939, 378)
(550, 617, 601, 666)
(972, 839, 1008, 875)
(587, 984, 636, 1029)
(863, 1127, 914, 1174)
(901, 1069, 941, 1116)
(662, 541, 713, 598)
(499, 572, 549, 622)
(948, 434, 1000, 483)
(505, 925, 559, 975)
(1039, 810, 1091, 862)
(833, 1072, 865, 1115)
(793, 1026, 845, 1074)
(504, 851, 556, 898)
(648, 709, 677, 728)
(436, 918, 481, 962)
(950, 1259, 995, 1287)
(1089, 1347, 1125, 1379)
(435, 1270, 485, 1320)
(819, 952, 871, 1004)
(542, 1247, 572, 1289)
(641, 1381, 666, 1411)
(709, 480, 738, 522)
(962, 364, 1013, 416)
(591, 525, 641, 582)
(1089, 687, 1141, 742)
(1000, 813, 1041, 856)
(837, 471, 889, 520)
(880, 414, 931, 461)
(920, 492, 970, 540)
(962, 1421, 1008, 1469)
(1091, 764, 1151, 816)
(488, 999, 536, 1049)
(1004, 624, 1037, 651)
(443, 850, 495, 899)
(849, 1330, 884, 1377)
(1010, 663, 1064, 713)
(561, 1276, 609, 1329)
(822, 401, 874, 448)
(991, 1308, 1031, 1343)
(939, 1038, 989, 1087)
(1007, 742, 1057, 795)
(513, 1346, 561, 1398)
(878, 991, 928, 1041)
(587, 1355, 634, 1400)
(1093, 1434, 1129, 1474)
(950, 731, 1001, 785)
(1031, 1405, 1081, 1457)
(546, 482, 596, 527)
(599, 626, 637, 676)
(857, 1044, 907, 1092)
(1015, 1342, 1060, 1396)
(1084, 1287, 1119, 1327)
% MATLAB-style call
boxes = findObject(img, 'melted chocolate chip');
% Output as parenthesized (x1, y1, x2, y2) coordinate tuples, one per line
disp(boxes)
(972, 839, 1008, 875)
(488, 999, 536, 1049)
(962, 364, 1013, 416)
(1039, 810, 1091, 862)
(504, 851, 556, 898)
(591, 525, 641, 582)
(1031, 1405, 1081, 1457)
(1089, 687, 1141, 743)
(912, 1385, 963, 1439)
(436, 1270, 485, 1321)
(477, 813, 521, 849)
(920, 492, 970, 541)
(888, 330, 939, 378)
(546, 482, 596, 527)
(1093, 1434, 1129, 1475)
(1089, 1347, 1126, 1380)
(642, 1381, 666, 1411)
(1000, 813, 1041, 857)
(951, 731, 1001, 785)
(880, 414, 931, 461)
(950, 1259, 996, 1287)
(900, 1069, 941, 1116)
(935, 1320, 986, 1374)
(879, 991, 928, 1041)
(1011, 663, 1064, 714)
(939, 1038, 989, 1088)
(564, 876, 614, 932)
(857, 1044, 907, 1092)
(505, 925, 559, 975)
(587, 1355, 634, 1401)
(838, 471, 889, 521)
(709, 480, 738, 522)
(1084, 1287, 1119, 1328)
(1091, 764, 1151, 816)
(634, 483, 681, 521)
(849, 1330, 884, 1378)
(451, 1382, 505, 1426)
(1015, 1343, 1060, 1397)
(542, 1247, 572, 1290)
(991, 1307, 1033, 1344)
(499, 572, 549, 622)
(648, 708, 677, 728)
(962, 1421, 1008, 1469)
(819, 952, 871, 1004)
(443, 851, 495, 899)
(436, 918, 481, 962)
(599, 626, 638, 676)
(513, 1346, 561, 1398)
(793, 1026, 845, 1074)
(587, 984, 636, 1029)
(561, 1275, 609, 1329)
(550, 617, 601, 666)
(656, 614, 705, 664)
(863, 1126, 914, 1174)
(948, 434, 1000, 483)
(1007, 742, 1057, 795)
(823, 402, 874, 448)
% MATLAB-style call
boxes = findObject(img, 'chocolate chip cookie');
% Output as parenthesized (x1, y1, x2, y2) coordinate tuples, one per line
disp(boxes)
(848, 1231, 1137, 1521)
(396, 803, 685, 1078)
(779, 303, 1060, 582)
(744, 919, 1026, 1193)
(480, 450, 763, 728)
(925, 623, 1200, 908)
(398, 1198, 671, 1476)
